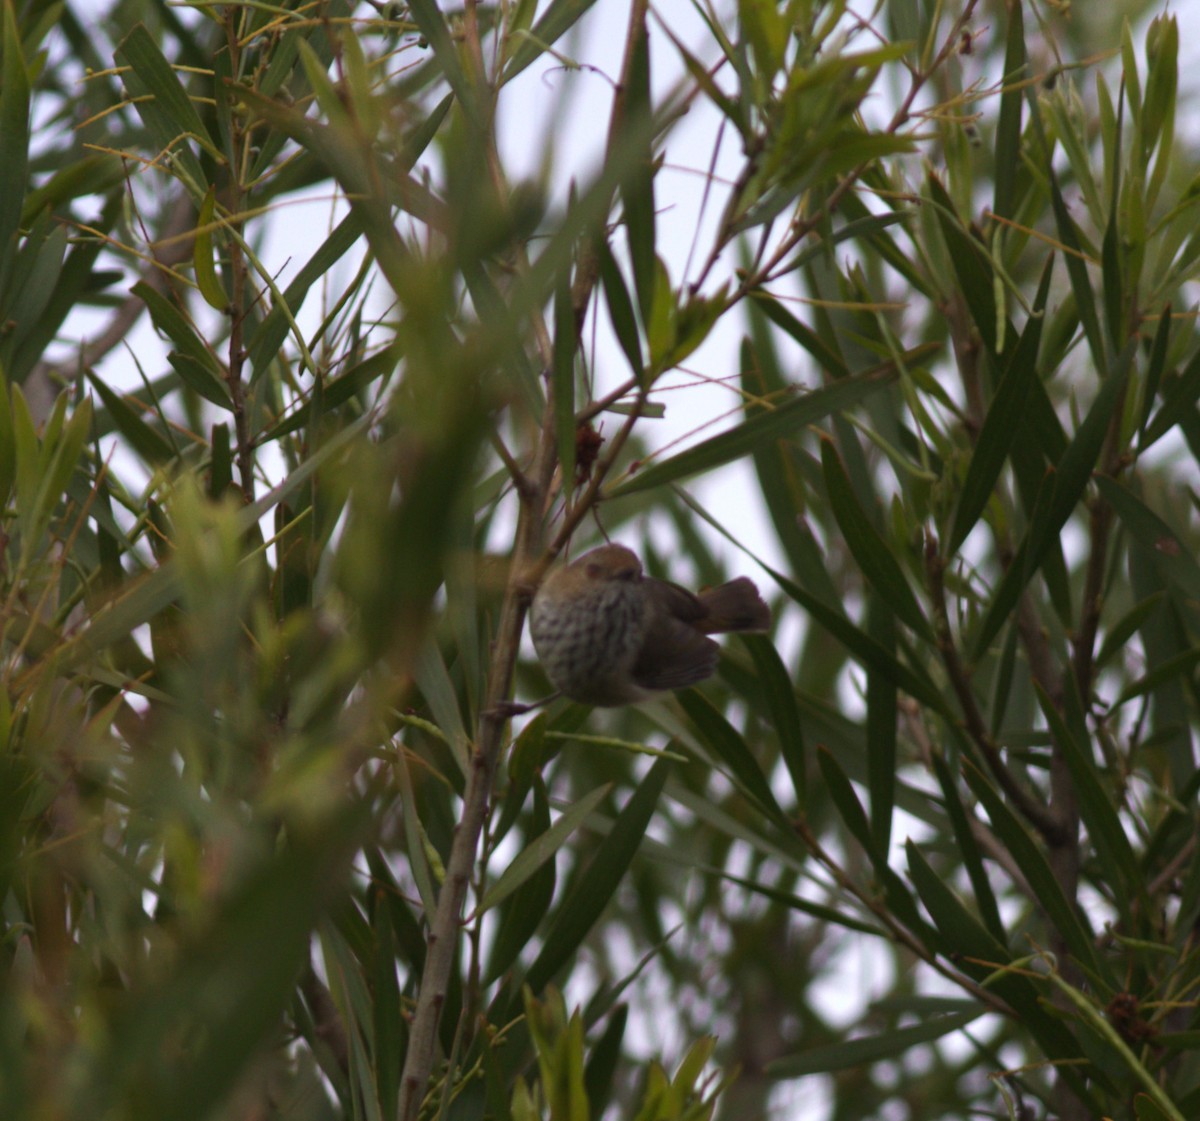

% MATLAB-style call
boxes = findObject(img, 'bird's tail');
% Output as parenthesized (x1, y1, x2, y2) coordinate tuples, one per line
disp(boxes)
(697, 577, 771, 633)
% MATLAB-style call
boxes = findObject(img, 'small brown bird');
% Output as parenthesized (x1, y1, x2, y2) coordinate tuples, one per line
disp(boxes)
(529, 544, 771, 706)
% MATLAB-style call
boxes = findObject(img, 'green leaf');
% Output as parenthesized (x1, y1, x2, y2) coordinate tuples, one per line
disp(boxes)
(85, 373, 175, 464)
(169, 352, 231, 409)
(992, 2, 1026, 222)
(412, 640, 470, 774)
(1034, 681, 1140, 922)
(817, 748, 931, 941)
(406, 0, 484, 131)
(87, 823, 359, 1121)
(948, 255, 1053, 555)
(480, 784, 611, 914)
(963, 763, 1114, 988)
(744, 635, 806, 810)
(552, 260, 577, 493)
(194, 187, 229, 312)
(485, 778, 560, 983)
(612, 360, 909, 496)
(678, 689, 783, 820)
(263, 345, 400, 442)
(931, 753, 1005, 941)
(1095, 475, 1200, 601)
(1141, 343, 1200, 451)
(0, 0, 31, 259)
(1096, 592, 1165, 669)
(133, 280, 228, 398)
(971, 353, 1132, 657)
(751, 290, 850, 379)
(768, 1008, 984, 1077)
(928, 173, 998, 357)
(502, 0, 605, 83)
(1028, 91, 1106, 372)
(1134, 1093, 1180, 1121)
(1137, 303, 1172, 436)
(525, 758, 668, 992)
(821, 438, 932, 640)
(117, 24, 214, 149)
(583, 1005, 627, 1119)
(866, 596, 897, 855)
(371, 899, 402, 1120)
(1111, 646, 1200, 709)
(769, 564, 953, 719)
(114, 25, 213, 191)
(619, 10, 655, 327)
(598, 239, 644, 380)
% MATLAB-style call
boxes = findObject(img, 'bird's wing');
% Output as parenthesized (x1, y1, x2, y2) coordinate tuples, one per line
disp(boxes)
(632, 615, 719, 692)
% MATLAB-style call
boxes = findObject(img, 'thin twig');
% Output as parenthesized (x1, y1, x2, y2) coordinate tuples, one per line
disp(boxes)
(396, 4, 655, 1115)
(796, 820, 1014, 1016)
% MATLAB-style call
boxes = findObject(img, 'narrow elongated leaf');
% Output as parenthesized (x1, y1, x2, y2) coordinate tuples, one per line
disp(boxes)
(169, 353, 231, 408)
(60, 415, 375, 668)
(931, 753, 1005, 940)
(929, 174, 999, 358)
(113, 28, 210, 191)
(246, 211, 364, 375)
(1034, 682, 1139, 922)
(524, 758, 668, 992)
(949, 256, 1053, 555)
(117, 24, 214, 148)
(598, 240, 644, 379)
(992, 2, 1026, 222)
(193, 188, 229, 312)
(751, 291, 850, 379)
(406, 0, 483, 130)
(90, 824, 358, 1121)
(133, 281, 224, 378)
(817, 749, 932, 942)
(1111, 647, 1200, 709)
(907, 840, 1104, 1099)
(552, 260, 577, 491)
(371, 897, 402, 1120)
(0, 1, 31, 258)
(971, 356, 1131, 656)
(866, 596, 897, 855)
(822, 439, 932, 640)
(502, 0, 605, 83)
(263, 345, 400, 442)
(769, 1008, 984, 1076)
(620, 11, 656, 327)
(744, 635, 806, 809)
(612, 363, 904, 496)
(1141, 343, 1200, 451)
(678, 690, 782, 819)
(412, 640, 469, 773)
(1137, 304, 1171, 435)
(1096, 592, 1165, 669)
(84, 373, 175, 464)
(485, 778, 560, 983)
(769, 564, 953, 719)
(1028, 92, 1106, 372)
(963, 763, 1113, 987)
(480, 784, 611, 913)
(1095, 475, 1200, 600)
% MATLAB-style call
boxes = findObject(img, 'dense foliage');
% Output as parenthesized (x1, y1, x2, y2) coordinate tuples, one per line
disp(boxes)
(1, 2, 1198, 1120)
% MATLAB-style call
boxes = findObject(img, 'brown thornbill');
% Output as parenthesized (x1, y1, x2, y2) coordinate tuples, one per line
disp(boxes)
(529, 544, 771, 706)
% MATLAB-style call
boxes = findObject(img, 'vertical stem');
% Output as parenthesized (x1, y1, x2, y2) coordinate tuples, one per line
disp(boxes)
(222, 8, 255, 502)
